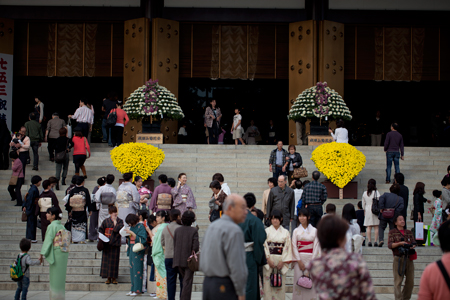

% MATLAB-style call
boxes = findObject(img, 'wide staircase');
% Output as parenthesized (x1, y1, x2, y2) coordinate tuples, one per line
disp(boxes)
(0, 144, 446, 294)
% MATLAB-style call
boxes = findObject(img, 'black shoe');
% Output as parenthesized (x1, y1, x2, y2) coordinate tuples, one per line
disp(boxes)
(11, 198, 16, 201)
(32, 167, 38, 171)
(62, 177, 66, 185)
(84, 176, 87, 179)
(362, 241, 366, 246)
(374, 242, 378, 247)
(368, 242, 372, 247)
(56, 182, 60, 190)
(378, 241, 384, 247)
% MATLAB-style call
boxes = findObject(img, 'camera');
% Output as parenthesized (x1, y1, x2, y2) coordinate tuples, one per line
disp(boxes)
(398, 238, 417, 257)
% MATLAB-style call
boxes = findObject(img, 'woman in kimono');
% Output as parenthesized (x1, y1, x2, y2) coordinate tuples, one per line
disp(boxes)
(98, 205, 124, 284)
(263, 209, 292, 300)
(117, 173, 141, 232)
(430, 190, 443, 236)
(40, 207, 69, 300)
(95, 174, 117, 227)
(134, 176, 151, 210)
(151, 210, 170, 299)
(88, 177, 105, 242)
(65, 176, 90, 243)
(172, 173, 196, 215)
(125, 214, 147, 296)
(37, 180, 61, 241)
(292, 208, 321, 300)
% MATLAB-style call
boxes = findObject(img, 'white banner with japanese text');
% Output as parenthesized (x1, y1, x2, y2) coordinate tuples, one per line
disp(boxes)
(0, 53, 13, 131)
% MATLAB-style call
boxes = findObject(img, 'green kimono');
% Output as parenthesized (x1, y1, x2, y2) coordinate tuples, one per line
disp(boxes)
(239, 211, 267, 300)
(152, 222, 168, 298)
(126, 223, 147, 293)
(40, 220, 69, 300)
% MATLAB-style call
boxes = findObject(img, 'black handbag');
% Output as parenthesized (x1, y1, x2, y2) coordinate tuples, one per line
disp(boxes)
(106, 109, 117, 127)
(64, 218, 72, 231)
(371, 191, 380, 215)
(270, 269, 282, 287)
(55, 139, 69, 164)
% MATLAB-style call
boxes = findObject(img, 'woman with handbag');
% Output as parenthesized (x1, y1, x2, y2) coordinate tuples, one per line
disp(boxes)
(173, 211, 199, 300)
(99, 205, 124, 285)
(54, 127, 73, 189)
(8, 151, 25, 206)
(286, 145, 303, 186)
(125, 213, 147, 296)
(36, 180, 61, 241)
(362, 179, 381, 247)
(413, 182, 431, 246)
(151, 210, 170, 299)
(71, 127, 90, 179)
(291, 208, 320, 300)
(307, 215, 376, 300)
(263, 210, 292, 300)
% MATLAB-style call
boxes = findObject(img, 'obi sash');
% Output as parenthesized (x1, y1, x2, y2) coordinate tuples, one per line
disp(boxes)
(297, 241, 313, 254)
(70, 195, 86, 211)
(105, 228, 113, 238)
(268, 242, 284, 255)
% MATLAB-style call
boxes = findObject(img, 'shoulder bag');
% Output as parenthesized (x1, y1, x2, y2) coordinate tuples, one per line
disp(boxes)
(382, 196, 399, 219)
(292, 167, 308, 179)
(437, 260, 450, 291)
(371, 191, 380, 215)
(21, 211, 27, 222)
(55, 139, 69, 164)
(106, 109, 117, 128)
(84, 138, 90, 159)
(270, 269, 282, 287)
(187, 250, 200, 272)
(9, 175, 18, 186)
(133, 242, 145, 253)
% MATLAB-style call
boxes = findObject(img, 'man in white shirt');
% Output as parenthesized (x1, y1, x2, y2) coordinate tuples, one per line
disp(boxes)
(69, 98, 94, 139)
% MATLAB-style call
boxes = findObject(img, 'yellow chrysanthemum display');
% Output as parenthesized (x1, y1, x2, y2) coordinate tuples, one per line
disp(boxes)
(110, 143, 165, 180)
(311, 143, 366, 189)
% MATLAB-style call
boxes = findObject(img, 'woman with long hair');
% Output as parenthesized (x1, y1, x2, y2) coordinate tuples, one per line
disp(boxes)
(151, 210, 170, 299)
(125, 213, 147, 296)
(99, 205, 124, 284)
(362, 179, 381, 246)
(40, 207, 69, 300)
(172, 173, 197, 215)
(291, 208, 320, 300)
(413, 182, 431, 223)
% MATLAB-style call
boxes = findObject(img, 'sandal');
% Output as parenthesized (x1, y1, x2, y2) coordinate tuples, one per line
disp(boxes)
(112, 279, 118, 284)
(105, 278, 111, 284)
(378, 241, 384, 247)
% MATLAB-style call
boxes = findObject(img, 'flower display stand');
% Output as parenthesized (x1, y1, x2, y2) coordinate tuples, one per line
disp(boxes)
(322, 181, 358, 199)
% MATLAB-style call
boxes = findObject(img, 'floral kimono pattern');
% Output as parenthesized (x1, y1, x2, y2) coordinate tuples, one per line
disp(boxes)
(430, 198, 443, 234)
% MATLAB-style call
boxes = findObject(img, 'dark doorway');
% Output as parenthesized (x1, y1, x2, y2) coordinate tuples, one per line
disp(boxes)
(179, 78, 289, 144)
(11, 76, 123, 142)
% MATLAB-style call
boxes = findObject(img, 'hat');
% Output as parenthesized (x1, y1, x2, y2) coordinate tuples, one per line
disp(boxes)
(74, 126, 82, 132)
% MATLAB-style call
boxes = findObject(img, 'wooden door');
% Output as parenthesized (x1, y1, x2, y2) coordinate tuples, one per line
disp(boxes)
(289, 20, 317, 145)
(151, 18, 180, 144)
(123, 17, 150, 143)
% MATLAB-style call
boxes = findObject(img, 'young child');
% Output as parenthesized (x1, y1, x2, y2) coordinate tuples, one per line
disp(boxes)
(218, 126, 226, 144)
(231, 108, 245, 145)
(325, 203, 336, 215)
(356, 201, 366, 246)
(430, 190, 443, 237)
(15, 238, 42, 300)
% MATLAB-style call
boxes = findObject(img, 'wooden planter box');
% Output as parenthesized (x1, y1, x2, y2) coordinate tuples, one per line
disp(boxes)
(322, 181, 358, 199)
(118, 178, 155, 192)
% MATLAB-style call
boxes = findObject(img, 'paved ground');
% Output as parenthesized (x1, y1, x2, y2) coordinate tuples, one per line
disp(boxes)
(0, 291, 418, 300)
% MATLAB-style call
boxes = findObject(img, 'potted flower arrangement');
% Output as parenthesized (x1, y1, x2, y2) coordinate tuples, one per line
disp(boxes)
(110, 142, 165, 189)
(123, 79, 184, 133)
(288, 82, 352, 135)
(311, 143, 366, 199)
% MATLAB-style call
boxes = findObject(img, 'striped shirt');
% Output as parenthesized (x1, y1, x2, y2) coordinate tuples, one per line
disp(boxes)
(71, 105, 94, 124)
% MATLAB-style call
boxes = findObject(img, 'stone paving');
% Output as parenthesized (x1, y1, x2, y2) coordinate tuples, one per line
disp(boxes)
(0, 291, 419, 300)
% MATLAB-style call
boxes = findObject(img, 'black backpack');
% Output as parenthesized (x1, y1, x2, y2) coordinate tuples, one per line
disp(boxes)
(106, 109, 117, 128)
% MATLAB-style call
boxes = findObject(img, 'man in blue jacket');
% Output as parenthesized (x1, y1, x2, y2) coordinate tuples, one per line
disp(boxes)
(22, 175, 42, 243)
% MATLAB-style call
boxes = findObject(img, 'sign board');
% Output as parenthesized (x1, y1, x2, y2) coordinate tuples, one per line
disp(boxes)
(0, 53, 12, 131)
(308, 135, 333, 146)
(136, 133, 163, 144)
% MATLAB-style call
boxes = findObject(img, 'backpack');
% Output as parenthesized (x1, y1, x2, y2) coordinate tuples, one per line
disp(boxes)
(106, 109, 117, 128)
(10, 254, 28, 282)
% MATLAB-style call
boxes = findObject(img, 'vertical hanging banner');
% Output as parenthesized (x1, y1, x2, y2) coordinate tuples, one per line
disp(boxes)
(0, 53, 13, 130)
